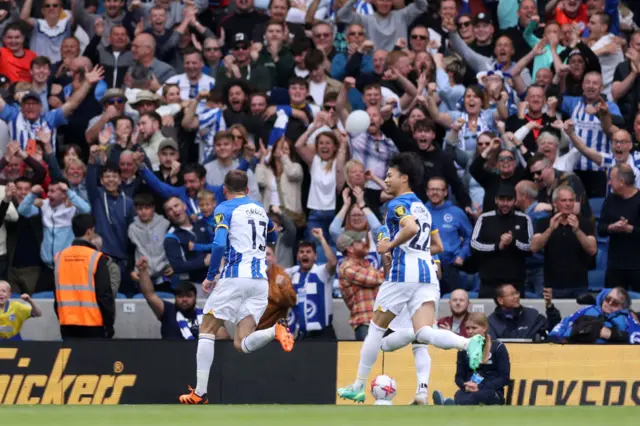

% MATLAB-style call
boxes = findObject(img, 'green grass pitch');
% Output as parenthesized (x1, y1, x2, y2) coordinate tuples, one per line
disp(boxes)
(2, 405, 638, 426)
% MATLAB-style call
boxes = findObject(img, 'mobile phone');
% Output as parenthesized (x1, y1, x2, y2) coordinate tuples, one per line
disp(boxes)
(26, 139, 37, 156)
(471, 372, 484, 384)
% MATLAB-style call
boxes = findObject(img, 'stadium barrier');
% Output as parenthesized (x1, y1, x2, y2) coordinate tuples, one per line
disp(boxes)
(0, 341, 337, 405)
(336, 343, 640, 406)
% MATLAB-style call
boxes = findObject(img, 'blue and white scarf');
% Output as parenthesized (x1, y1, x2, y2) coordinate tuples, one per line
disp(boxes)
(268, 106, 293, 149)
(177, 307, 203, 340)
(10, 112, 54, 152)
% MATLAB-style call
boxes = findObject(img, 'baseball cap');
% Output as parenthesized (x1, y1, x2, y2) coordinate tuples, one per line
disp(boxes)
(158, 137, 179, 152)
(473, 13, 492, 25)
(233, 33, 249, 50)
(21, 91, 42, 103)
(130, 89, 159, 105)
(0, 74, 10, 86)
(495, 183, 516, 199)
(336, 231, 367, 252)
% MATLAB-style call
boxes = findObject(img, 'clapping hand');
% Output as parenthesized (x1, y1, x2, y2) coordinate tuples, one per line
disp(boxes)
(498, 231, 513, 250)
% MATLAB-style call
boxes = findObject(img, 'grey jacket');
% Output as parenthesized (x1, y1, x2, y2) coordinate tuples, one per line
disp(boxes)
(128, 213, 171, 278)
(275, 212, 297, 269)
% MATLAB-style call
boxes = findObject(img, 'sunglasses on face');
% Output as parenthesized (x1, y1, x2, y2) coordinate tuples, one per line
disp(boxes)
(497, 156, 514, 162)
(411, 34, 428, 40)
(106, 98, 125, 105)
(459, 21, 471, 27)
(348, 32, 364, 36)
(44, 3, 60, 8)
(323, 105, 336, 111)
(604, 296, 623, 308)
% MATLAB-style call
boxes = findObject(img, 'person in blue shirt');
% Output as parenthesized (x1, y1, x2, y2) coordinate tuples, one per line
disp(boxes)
(433, 312, 511, 406)
(425, 176, 472, 295)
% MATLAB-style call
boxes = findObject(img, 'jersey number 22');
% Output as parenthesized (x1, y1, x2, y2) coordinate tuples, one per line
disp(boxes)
(408, 221, 431, 251)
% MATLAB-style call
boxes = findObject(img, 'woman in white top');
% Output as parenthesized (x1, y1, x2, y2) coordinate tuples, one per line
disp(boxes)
(296, 116, 348, 262)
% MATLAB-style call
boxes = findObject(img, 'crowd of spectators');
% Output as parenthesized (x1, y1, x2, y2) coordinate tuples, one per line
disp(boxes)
(0, 0, 639, 342)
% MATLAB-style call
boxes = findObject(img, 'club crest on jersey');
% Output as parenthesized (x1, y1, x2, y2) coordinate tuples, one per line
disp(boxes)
(214, 213, 224, 224)
(394, 205, 407, 218)
(377, 231, 384, 241)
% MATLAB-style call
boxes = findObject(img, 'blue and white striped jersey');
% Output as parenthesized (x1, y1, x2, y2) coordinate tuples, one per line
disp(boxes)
(214, 196, 275, 279)
(162, 73, 216, 100)
(561, 97, 621, 171)
(385, 192, 439, 284)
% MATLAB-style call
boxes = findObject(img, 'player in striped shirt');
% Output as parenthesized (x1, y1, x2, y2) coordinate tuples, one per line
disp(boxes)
(179, 170, 294, 405)
(338, 153, 485, 403)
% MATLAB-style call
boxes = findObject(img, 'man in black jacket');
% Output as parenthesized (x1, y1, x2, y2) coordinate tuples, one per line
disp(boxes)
(381, 117, 471, 209)
(611, 32, 640, 134)
(470, 183, 532, 298)
(488, 283, 561, 341)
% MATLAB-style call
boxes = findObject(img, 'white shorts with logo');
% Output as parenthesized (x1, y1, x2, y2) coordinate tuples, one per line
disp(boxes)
(203, 277, 269, 324)
(375, 281, 440, 327)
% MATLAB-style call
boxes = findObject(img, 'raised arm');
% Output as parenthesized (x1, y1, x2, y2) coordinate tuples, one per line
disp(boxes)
(20, 0, 36, 27)
(294, 119, 321, 166)
(136, 257, 165, 320)
(61, 66, 105, 118)
(336, 0, 361, 25)
(312, 228, 337, 276)
(564, 120, 603, 166)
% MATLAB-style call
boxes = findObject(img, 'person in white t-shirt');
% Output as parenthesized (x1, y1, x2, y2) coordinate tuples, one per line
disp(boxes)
(295, 113, 348, 262)
(162, 49, 215, 100)
(587, 12, 624, 99)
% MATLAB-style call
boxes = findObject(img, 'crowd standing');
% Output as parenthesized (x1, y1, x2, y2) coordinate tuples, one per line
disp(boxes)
(0, 0, 639, 346)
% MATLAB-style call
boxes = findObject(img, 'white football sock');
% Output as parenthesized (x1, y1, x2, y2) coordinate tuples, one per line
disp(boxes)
(380, 328, 415, 352)
(415, 326, 468, 350)
(195, 333, 215, 396)
(354, 321, 387, 390)
(412, 344, 431, 394)
(241, 326, 276, 353)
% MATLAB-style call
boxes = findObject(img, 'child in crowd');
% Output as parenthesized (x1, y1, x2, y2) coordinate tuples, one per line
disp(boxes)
(188, 189, 216, 253)
(128, 193, 172, 289)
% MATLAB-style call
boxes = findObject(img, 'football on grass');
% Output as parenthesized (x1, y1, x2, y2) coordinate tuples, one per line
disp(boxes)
(370, 375, 397, 402)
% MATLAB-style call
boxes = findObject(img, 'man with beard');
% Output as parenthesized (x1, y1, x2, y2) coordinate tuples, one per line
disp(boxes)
(163, 196, 211, 294)
(470, 183, 532, 298)
(136, 256, 229, 340)
(215, 33, 271, 93)
(566, 123, 640, 189)
(532, 185, 596, 298)
(382, 117, 471, 209)
(528, 152, 593, 220)
(337, 230, 385, 341)
(218, 0, 268, 52)
(437, 289, 471, 337)
(163, 49, 215, 101)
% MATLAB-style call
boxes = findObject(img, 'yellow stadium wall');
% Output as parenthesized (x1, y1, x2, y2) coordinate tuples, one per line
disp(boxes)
(336, 343, 640, 406)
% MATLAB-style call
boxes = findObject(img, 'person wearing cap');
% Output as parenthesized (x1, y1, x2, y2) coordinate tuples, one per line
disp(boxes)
(469, 13, 495, 58)
(337, 230, 384, 341)
(136, 256, 229, 340)
(218, 0, 268, 52)
(215, 32, 271, 93)
(85, 87, 131, 145)
(129, 89, 161, 118)
(162, 49, 216, 101)
(0, 63, 104, 154)
(470, 183, 533, 298)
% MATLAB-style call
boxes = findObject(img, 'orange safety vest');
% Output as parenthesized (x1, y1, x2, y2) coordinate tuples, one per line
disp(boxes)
(54, 245, 104, 327)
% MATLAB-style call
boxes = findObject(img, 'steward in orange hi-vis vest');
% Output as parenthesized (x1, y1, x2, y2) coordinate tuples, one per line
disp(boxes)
(55, 245, 104, 326)
(53, 239, 115, 339)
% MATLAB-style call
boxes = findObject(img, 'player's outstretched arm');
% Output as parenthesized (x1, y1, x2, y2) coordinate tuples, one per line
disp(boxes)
(206, 227, 228, 281)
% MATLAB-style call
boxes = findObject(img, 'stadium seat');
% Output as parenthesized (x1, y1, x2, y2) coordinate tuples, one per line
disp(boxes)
(458, 271, 470, 291)
(595, 244, 608, 270)
(10, 293, 21, 299)
(116, 293, 128, 299)
(588, 270, 605, 291)
(469, 274, 480, 293)
(525, 292, 542, 299)
(441, 293, 450, 299)
(467, 291, 478, 299)
(589, 197, 605, 220)
(133, 292, 174, 299)
(32, 291, 54, 299)
(628, 291, 640, 299)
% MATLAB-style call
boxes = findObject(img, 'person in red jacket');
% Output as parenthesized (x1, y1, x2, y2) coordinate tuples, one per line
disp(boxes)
(437, 289, 471, 337)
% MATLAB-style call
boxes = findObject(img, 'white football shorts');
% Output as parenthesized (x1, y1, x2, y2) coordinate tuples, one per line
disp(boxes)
(203, 277, 268, 324)
(375, 281, 441, 327)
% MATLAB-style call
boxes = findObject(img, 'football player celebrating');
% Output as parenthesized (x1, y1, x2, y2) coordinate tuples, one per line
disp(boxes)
(179, 170, 295, 404)
(337, 153, 485, 403)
